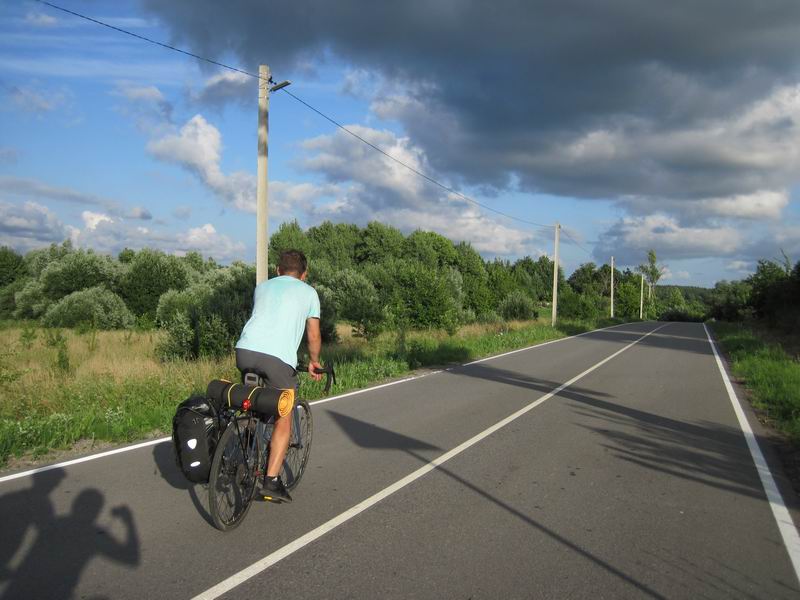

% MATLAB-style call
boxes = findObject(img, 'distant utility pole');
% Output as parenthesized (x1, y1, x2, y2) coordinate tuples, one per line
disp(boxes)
(256, 64, 270, 285)
(255, 65, 291, 285)
(639, 273, 644, 319)
(551, 222, 560, 327)
(610, 256, 615, 318)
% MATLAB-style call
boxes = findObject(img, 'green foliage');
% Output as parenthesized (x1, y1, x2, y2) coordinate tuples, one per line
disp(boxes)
(455, 242, 492, 314)
(0, 277, 28, 319)
(713, 322, 800, 443)
(40, 249, 122, 300)
(157, 263, 256, 359)
(709, 280, 752, 322)
(391, 260, 459, 333)
(14, 279, 51, 320)
(402, 230, 458, 269)
(355, 221, 405, 263)
(119, 249, 190, 318)
(43, 287, 135, 329)
(0, 246, 25, 288)
(558, 285, 600, 321)
(615, 280, 642, 319)
(486, 260, 521, 306)
(268, 220, 312, 267)
(19, 323, 38, 349)
(23, 240, 73, 278)
(333, 269, 384, 338)
(307, 221, 359, 269)
(314, 283, 339, 343)
(498, 290, 538, 321)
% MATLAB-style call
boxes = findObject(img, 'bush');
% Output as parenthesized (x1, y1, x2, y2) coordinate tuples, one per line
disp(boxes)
(14, 279, 51, 320)
(0, 246, 25, 288)
(709, 280, 752, 321)
(40, 250, 122, 300)
(498, 290, 538, 321)
(333, 269, 384, 338)
(390, 261, 459, 333)
(42, 287, 134, 329)
(557, 286, 598, 322)
(314, 283, 339, 344)
(0, 277, 27, 319)
(120, 249, 190, 318)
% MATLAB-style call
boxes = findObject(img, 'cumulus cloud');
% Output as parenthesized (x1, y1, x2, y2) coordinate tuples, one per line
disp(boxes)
(595, 214, 743, 265)
(143, 0, 800, 267)
(293, 125, 546, 255)
(190, 71, 252, 108)
(0, 201, 70, 251)
(148, 114, 257, 212)
(24, 12, 57, 27)
(73, 218, 245, 261)
(113, 82, 173, 133)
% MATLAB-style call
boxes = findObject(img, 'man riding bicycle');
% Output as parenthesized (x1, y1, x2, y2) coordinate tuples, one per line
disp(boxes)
(235, 249, 323, 503)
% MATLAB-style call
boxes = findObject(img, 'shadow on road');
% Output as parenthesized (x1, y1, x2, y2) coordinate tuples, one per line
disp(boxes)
(0, 468, 139, 600)
(328, 410, 669, 599)
(152, 442, 214, 527)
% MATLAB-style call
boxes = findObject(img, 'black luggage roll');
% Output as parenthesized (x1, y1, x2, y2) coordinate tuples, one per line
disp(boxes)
(206, 380, 295, 418)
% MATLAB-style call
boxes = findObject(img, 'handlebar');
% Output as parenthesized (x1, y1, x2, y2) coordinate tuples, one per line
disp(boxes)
(298, 362, 336, 394)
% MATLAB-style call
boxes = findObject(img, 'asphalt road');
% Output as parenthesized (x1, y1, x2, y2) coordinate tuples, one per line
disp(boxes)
(1, 321, 799, 599)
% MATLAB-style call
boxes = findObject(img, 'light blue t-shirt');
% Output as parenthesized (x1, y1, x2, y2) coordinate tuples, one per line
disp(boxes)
(235, 276, 321, 368)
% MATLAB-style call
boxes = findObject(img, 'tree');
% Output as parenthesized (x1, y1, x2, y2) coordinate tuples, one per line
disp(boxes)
(119, 249, 189, 318)
(40, 250, 122, 300)
(268, 220, 312, 267)
(0, 246, 25, 288)
(307, 221, 359, 269)
(355, 221, 405, 264)
(454, 242, 492, 314)
(638, 249, 664, 298)
(402, 230, 458, 269)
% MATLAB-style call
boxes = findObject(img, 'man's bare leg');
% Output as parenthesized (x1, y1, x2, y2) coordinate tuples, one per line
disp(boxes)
(266, 413, 292, 477)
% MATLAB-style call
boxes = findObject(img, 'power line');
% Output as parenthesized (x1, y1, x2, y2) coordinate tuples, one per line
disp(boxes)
(560, 228, 594, 258)
(33, 0, 555, 231)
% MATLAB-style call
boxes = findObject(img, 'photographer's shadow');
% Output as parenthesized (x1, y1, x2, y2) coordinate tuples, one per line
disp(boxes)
(152, 442, 214, 527)
(1, 480, 139, 600)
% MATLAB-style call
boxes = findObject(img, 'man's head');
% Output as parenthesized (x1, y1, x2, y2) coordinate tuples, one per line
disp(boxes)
(277, 249, 308, 280)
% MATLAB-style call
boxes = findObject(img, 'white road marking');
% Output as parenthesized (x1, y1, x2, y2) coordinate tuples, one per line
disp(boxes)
(192, 323, 668, 600)
(0, 321, 639, 485)
(703, 323, 800, 584)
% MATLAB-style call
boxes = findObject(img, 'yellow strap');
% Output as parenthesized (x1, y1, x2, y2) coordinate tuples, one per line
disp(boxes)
(227, 383, 239, 408)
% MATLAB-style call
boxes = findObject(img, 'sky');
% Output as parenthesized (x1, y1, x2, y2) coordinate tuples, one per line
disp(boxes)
(2, 0, 800, 287)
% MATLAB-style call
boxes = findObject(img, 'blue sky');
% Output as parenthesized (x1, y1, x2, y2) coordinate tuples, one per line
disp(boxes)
(2, 1, 800, 287)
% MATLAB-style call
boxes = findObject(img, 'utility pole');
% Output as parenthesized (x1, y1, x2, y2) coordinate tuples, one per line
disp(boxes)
(256, 64, 270, 285)
(551, 222, 560, 327)
(610, 256, 614, 318)
(639, 273, 644, 319)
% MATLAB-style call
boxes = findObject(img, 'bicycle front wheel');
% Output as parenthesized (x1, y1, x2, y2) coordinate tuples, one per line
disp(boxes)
(283, 400, 313, 491)
(208, 417, 260, 531)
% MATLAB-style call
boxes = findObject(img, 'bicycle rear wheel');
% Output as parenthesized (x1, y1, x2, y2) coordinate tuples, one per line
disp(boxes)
(208, 417, 260, 531)
(263, 400, 313, 491)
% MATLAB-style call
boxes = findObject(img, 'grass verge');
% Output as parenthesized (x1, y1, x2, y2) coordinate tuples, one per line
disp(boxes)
(710, 321, 800, 444)
(0, 317, 622, 467)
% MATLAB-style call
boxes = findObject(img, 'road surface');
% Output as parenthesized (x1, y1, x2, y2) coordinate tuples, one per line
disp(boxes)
(1, 321, 798, 599)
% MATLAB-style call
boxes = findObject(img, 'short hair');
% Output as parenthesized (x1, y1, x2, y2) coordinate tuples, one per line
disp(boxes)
(278, 249, 307, 275)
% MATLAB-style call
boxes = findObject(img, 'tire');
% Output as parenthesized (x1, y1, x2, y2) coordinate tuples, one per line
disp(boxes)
(278, 400, 313, 491)
(208, 417, 260, 531)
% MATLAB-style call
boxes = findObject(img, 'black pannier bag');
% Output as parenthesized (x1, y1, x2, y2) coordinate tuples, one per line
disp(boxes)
(172, 395, 219, 484)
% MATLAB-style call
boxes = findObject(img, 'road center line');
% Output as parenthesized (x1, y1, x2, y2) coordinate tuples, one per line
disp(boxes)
(192, 322, 669, 600)
(703, 323, 800, 584)
(0, 321, 639, 485)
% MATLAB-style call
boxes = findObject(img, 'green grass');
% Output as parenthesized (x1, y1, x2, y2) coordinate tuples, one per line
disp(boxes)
(0, 317, 622, 467)
(711, 321, 800, 443)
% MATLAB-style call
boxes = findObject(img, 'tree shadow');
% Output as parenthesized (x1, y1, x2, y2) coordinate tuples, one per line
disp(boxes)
(0, 470, 139, 599)
(328, 411, 669, 599)
(152, 442, 214, 527)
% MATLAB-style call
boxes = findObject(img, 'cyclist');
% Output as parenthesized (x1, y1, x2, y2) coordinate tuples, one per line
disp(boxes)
(235, 249, 323, 503)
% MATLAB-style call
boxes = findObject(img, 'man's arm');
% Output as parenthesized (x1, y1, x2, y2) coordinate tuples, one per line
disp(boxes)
(306, 317, 323, 381)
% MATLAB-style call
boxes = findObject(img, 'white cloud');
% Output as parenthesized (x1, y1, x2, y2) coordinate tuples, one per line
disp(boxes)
(0, 176, 153, 220)
(596, 214, 743, 265)
(190, 72, 252, 108)
(82, 211, 114, 231)
(24, 12, 58, 27)
(148, 114, 256, 212)
(5, 84, 66, 114)
(0, 147, 18, 164)
(0, 201, 68, 251)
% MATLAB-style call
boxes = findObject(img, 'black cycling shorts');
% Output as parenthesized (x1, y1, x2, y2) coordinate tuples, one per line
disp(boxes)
(235, 348, 298, 391)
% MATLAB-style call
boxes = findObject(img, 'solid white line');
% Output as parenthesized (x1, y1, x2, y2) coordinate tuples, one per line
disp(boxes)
(192, 322, 668, 600)
(0, 321, 640, 485)
(703, 323, 800, 584)
(0, 437, 171, 484)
